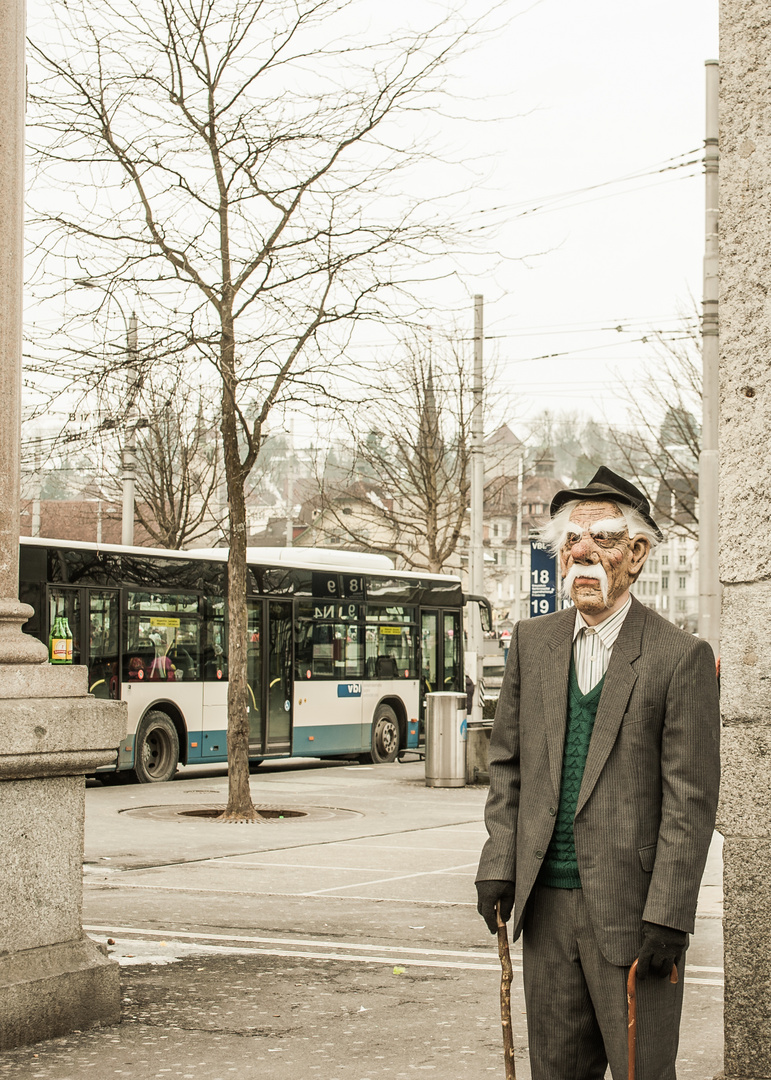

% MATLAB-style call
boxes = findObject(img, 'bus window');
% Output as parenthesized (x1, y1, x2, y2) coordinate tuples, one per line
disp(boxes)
(88, 590, 119, 698)
(443, 611, 461, 691)
(365, 619, 417, 679)
(203, 597, 227, 680)
(295, 601, 364, 680)
(48, 588, 81, 664)
(124, 612, 201, 681)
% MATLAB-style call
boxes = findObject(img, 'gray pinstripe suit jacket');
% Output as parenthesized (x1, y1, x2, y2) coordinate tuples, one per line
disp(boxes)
(476, 596, 720, 966)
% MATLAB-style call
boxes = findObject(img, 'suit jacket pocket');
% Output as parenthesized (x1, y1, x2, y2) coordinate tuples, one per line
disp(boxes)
(623, 704, 658, 726)
(638, 843, 657, 873)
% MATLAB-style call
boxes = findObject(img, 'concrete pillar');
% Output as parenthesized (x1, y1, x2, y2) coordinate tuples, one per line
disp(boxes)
(0, 0, 128, 1050)
(719, 2, 771, 1074)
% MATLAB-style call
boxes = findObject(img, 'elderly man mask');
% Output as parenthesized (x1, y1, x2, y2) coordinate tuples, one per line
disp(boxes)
(550, 500, 652, 622)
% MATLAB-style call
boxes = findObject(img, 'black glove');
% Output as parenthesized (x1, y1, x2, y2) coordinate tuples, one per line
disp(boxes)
(636, 921, 687, 980)
(476, 879, 515, 934)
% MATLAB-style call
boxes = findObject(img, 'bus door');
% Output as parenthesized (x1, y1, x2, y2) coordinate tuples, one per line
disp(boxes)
(266, 600, 292, 754)
(246, 600, 263, 755)
(246, 598, 293, 756)
(86, 590, 120, 699)
(442, 610, 462, 692)
(46, 586, 120, 699)
(420, 610, 438, 742)
(47, 586, 82, 664)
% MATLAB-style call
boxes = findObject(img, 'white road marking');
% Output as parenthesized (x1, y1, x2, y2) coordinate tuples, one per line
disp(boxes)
(212, 860, 471, 873)
(303, 862, 478, 895)
(85, 881, 476, 903)
(83, 925, 724, 986)
(84, 924, 508, 961)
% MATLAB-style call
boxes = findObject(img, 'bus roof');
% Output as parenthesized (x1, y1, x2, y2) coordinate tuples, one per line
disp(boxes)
(20, 535, 461, 584)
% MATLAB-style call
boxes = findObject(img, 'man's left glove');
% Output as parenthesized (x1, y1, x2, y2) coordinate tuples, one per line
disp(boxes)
(637, 921, 687, 980)
(476, 879, 515, 934)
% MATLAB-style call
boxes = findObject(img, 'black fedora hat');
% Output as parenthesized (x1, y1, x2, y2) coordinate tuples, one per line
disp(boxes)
(549, 466, 663, 540)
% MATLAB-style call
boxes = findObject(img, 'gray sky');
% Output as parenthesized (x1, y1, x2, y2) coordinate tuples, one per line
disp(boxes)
(25, 0, 719, 448)
(426, 0, 719, 430)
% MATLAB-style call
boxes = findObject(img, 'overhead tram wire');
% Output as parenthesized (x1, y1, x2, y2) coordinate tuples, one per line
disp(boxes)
(464, 148, 703, 232)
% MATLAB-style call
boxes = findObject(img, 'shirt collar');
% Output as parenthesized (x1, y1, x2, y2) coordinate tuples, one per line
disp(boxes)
(572, 594, 633, 648)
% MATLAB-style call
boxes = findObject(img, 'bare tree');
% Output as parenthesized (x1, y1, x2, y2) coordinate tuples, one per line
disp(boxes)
(96, 373, 226, 549)
(607, 326, 701, 538)
(312, 334, 471, 573)
(27, 0, 478, 818)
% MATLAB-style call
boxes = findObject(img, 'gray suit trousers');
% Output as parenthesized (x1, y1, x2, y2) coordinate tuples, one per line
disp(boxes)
(523, 886, 685, 1080)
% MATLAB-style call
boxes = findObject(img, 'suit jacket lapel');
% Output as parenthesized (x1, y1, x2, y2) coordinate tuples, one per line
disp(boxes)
(541, 607, 576, 798)
(575, 596, 645, 816)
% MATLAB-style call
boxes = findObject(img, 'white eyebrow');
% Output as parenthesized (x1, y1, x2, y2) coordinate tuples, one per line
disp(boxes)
(567, 518, 628, 535)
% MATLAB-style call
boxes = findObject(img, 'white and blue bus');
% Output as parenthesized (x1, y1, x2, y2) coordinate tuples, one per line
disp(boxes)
(19, 537, 488, 782)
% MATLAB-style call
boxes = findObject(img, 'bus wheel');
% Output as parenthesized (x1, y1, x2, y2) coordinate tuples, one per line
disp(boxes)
(132, 711, 179, 783)
(367, 705, 401, 764)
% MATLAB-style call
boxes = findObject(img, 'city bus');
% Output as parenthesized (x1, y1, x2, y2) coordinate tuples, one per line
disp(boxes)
(19, 537, 488, 782)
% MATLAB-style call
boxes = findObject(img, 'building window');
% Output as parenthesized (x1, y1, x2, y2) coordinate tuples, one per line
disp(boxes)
(679, 554, 686, 566)
(662, 575, 669, 590)
(500, 550, 507, 566)
(662, 554, 669, 566)
(662, 594, 669, 610)
(676, 598, 687, 613)
(493, 523, 499, 538)
(678, 576, 686, 590)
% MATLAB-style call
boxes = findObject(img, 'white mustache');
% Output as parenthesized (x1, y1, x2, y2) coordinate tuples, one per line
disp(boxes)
(564, 562, 609, 606)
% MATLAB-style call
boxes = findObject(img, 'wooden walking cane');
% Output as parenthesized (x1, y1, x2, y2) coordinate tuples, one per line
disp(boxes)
(496, 901, 517, 1080)
(627, 959, 679, 1080)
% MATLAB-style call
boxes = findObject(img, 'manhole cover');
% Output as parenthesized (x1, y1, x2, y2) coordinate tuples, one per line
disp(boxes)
(119, 803, 362, 824)
(180, 807, 306, 820)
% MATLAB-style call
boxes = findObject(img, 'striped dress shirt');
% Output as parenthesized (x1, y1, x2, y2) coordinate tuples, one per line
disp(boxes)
(572, 595, 632, 693)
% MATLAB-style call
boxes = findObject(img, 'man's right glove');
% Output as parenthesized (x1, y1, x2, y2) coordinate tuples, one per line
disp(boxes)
(476, 879, 516, 934)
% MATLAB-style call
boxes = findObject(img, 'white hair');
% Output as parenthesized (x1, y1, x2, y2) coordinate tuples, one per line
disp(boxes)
(540, 499, 661, 555)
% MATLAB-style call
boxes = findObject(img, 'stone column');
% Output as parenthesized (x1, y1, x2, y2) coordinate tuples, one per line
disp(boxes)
(0, 0, 127, 1051)
(720, 3, 771, 1075)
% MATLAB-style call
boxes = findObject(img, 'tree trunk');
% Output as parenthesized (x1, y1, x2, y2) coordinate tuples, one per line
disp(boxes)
(218, 314, 261, 822)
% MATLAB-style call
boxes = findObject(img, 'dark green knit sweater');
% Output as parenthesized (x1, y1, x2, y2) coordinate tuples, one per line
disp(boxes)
(539, 662, 605, 889)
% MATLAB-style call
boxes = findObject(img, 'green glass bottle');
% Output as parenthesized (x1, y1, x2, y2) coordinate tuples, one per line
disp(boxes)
(62, 616, 73, 664)
(49, 616, 68, 664)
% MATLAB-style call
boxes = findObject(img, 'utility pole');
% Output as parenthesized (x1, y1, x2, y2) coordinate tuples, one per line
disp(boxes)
(469, 294, 485, 724)
(121, 313, 139, 547)
(285, 421, 294, 548)
(515, 453, 524, 622)
(698, 59, 720, 656)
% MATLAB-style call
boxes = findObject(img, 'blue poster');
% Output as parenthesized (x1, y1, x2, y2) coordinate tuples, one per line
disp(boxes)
(529, 539, 557, 617)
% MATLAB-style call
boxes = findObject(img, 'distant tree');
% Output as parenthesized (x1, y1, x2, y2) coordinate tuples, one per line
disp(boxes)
(28, 0, 480, 819)
(316, 334, 471, 573)
(95, 372, 226, 549)
(608, 327, 701, 539)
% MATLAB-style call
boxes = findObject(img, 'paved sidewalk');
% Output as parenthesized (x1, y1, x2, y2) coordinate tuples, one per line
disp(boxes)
(0, 760, 724, 1079)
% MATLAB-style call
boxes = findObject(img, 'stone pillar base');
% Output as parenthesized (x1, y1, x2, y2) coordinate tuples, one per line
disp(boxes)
(0, 657, 127, 1050)
(466, 721, 492, 784)
(0, 935, 120, 1050)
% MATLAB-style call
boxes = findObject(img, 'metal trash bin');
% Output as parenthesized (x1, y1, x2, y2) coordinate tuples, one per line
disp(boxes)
(425, 692, 467, 788)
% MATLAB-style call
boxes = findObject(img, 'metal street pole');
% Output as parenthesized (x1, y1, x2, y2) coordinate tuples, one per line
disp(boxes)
(469, 294, 485, 724)
(285, 420, 294, 548)
(121, 313, 139, 547)
(698, 59, 720, 656)
(515, 453, 524, 622)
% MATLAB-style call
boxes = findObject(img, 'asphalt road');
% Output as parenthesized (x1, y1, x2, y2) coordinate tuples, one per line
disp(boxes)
(0, 759, 724, 1079)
